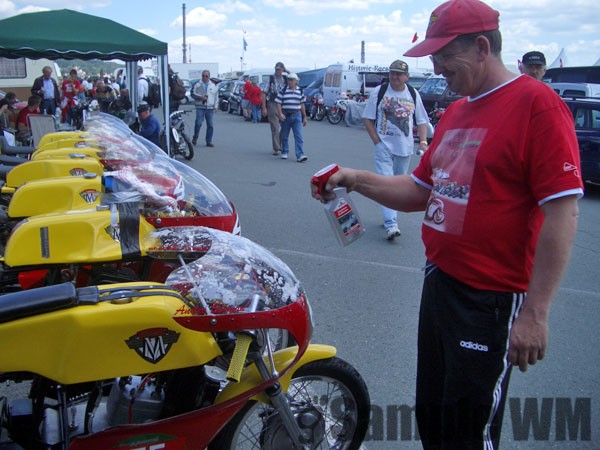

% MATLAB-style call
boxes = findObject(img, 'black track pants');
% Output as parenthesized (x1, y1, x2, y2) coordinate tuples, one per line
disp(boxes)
(415, 265, 524, 450)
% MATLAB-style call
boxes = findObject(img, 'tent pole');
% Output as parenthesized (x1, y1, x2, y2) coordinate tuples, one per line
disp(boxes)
(160, 56, 170, 156)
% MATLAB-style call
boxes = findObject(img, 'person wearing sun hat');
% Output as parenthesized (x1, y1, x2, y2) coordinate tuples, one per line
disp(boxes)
(519, 50, 547, 80)
(311, 0, 583, 448)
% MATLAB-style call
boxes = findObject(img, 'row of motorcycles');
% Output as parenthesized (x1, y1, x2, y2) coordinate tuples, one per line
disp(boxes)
(309, 93, 367, 126)
(0, 112, 370, 449)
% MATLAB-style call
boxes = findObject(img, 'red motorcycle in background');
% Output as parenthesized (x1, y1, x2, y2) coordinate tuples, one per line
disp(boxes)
(309, 93, 326, 121)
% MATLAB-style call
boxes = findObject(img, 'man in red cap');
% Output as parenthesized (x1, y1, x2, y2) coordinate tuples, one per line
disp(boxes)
(311, 0, 583, 448)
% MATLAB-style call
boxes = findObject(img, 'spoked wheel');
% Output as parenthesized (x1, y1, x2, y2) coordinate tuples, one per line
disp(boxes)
(327, 107, 342, 124)
(180, 133, 194, 160)
(315, 108, 325, 121)
(208, 357, 370, 450)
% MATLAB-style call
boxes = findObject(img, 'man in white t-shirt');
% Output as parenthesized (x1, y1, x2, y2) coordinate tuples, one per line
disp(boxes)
(137, 66, 149, 107)
(362, 59, 429, 240)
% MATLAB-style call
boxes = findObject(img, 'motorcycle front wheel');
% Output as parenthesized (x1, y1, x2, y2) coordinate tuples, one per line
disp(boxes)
(179, 133, 194, 160)
(208, 356, 370, 450)
(315, 107, 326, 121)
(327, 107, 342, 124)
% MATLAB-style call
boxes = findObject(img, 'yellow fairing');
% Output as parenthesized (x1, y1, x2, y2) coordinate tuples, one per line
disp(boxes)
(36, 131, 90, 149)
(0, 287, 221, 384)
(8, 175, 102, 218)
(4, 209, 156, 266)
(215, 345, 337, 405)
(6, 158, 104, 188)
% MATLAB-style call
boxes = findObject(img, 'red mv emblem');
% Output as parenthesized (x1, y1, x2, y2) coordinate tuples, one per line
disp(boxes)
(80, 189, 99, 204)
(126, 328, 180, 364)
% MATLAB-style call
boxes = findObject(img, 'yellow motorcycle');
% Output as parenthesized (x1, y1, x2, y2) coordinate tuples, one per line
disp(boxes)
(0, 227, 371, 449)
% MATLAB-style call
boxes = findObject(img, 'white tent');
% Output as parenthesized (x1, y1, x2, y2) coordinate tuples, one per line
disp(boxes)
(594, 57, 600, 66)
(548, 48, 569, 69)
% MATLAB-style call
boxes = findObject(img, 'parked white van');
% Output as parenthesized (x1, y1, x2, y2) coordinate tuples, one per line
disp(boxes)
(322, 63, 389, 106)
(548, 82, 600, 98)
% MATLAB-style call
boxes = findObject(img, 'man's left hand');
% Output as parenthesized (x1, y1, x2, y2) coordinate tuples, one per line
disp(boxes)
(508, 309, 548, 372)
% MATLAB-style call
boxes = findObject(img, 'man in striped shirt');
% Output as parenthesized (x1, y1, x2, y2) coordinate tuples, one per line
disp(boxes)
(275, 73, 308, 162)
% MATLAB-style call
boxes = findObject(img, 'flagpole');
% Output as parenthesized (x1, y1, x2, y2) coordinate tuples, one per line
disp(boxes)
(241, 30, 247, 72)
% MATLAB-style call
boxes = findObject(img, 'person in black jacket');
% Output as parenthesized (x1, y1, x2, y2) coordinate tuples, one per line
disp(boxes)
(30, 66, 60, 115)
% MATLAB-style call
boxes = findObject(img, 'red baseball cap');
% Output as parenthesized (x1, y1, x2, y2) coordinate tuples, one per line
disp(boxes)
(404, 0, 499, 57)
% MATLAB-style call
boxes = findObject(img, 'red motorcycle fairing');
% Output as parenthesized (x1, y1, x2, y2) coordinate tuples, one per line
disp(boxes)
(68, 400, 246, 450)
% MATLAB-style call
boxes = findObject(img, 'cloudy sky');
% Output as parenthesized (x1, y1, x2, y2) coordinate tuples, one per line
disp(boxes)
(1, 0, 599, 74)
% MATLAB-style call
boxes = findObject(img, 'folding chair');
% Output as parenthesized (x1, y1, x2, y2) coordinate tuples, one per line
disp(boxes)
(27, 114, 56, 147)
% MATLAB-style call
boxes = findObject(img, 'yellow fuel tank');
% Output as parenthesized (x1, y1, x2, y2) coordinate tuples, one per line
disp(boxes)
(4, 208, 156, 266)
(36, 131, 90, 149)
(6, 158, 104, 188)
(8, 175, 102, 218)
(32, 146, 105, 161)
(0, 283, 221, 384)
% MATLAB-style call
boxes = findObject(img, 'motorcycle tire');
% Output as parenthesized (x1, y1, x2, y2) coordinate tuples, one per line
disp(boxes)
(327, 108, 342, 124)
(180, 133, 194, 160)
(309, 105, 317, 120)
(315, 108, 325, 121)
(208, 356, 370, 450)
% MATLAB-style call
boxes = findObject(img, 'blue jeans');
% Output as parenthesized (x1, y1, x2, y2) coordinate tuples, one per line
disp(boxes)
(193, 107, 214, 144)
(374, 142, 411, 228)
(251, 104, 261, 123)
(41, 98, 56, 116)
(280, 111, 304, 158)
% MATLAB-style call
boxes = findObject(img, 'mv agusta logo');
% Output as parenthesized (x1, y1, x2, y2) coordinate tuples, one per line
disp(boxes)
(126, 328, 180, 364)
(80, 189, 99, 204)
(69, 167, 87, 176)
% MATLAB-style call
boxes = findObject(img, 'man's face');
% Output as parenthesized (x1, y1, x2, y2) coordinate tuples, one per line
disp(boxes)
(430, 39, 479, 96)
(389, 71, 408, 90)
(275, 67, 284, 76)
(139, 110, 150, 120)
(202, 72, 210, 81)
(521, 64, 546, 81)
(43, 68, 52, 78)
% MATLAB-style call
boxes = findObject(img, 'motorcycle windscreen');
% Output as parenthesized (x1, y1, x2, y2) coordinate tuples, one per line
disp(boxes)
(162, 227, 303, 315)
(103, 154, 238, 233)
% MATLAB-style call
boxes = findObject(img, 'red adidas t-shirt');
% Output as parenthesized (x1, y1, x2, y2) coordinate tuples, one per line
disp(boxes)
(412, 75, 583, 292)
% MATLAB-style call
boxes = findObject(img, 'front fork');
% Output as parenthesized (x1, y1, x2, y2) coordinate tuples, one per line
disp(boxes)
(220, 331, 336, 450)
(252, 350, 308, 449)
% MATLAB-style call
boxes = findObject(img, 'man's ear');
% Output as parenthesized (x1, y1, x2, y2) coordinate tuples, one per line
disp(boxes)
(475, 35, 491, 61)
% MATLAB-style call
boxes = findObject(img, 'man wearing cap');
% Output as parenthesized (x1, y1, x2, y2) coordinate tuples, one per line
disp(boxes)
(311, 0, 582, 448)
(275, 73, 308, 162)
(520, 51, 547, 80)
(362, 59, 429, 240)
(262, 62, 288, 155)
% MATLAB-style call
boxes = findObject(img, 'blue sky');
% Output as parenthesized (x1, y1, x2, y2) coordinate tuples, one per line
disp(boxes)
(1, 0, 599, 75)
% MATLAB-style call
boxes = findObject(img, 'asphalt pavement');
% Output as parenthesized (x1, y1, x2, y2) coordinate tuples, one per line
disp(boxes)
(179, 105, 600, 449)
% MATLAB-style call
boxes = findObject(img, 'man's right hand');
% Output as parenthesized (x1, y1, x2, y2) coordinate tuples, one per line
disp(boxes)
(311, 166, 355, 203)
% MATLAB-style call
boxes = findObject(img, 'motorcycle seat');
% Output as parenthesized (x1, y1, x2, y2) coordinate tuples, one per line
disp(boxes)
(0, 136, 35, 156)
(0, 282, 79, 324)
(0, 154, 27, 167)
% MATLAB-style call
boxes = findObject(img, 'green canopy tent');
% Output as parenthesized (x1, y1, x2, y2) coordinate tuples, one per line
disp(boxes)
(0, 9, 172, 150)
